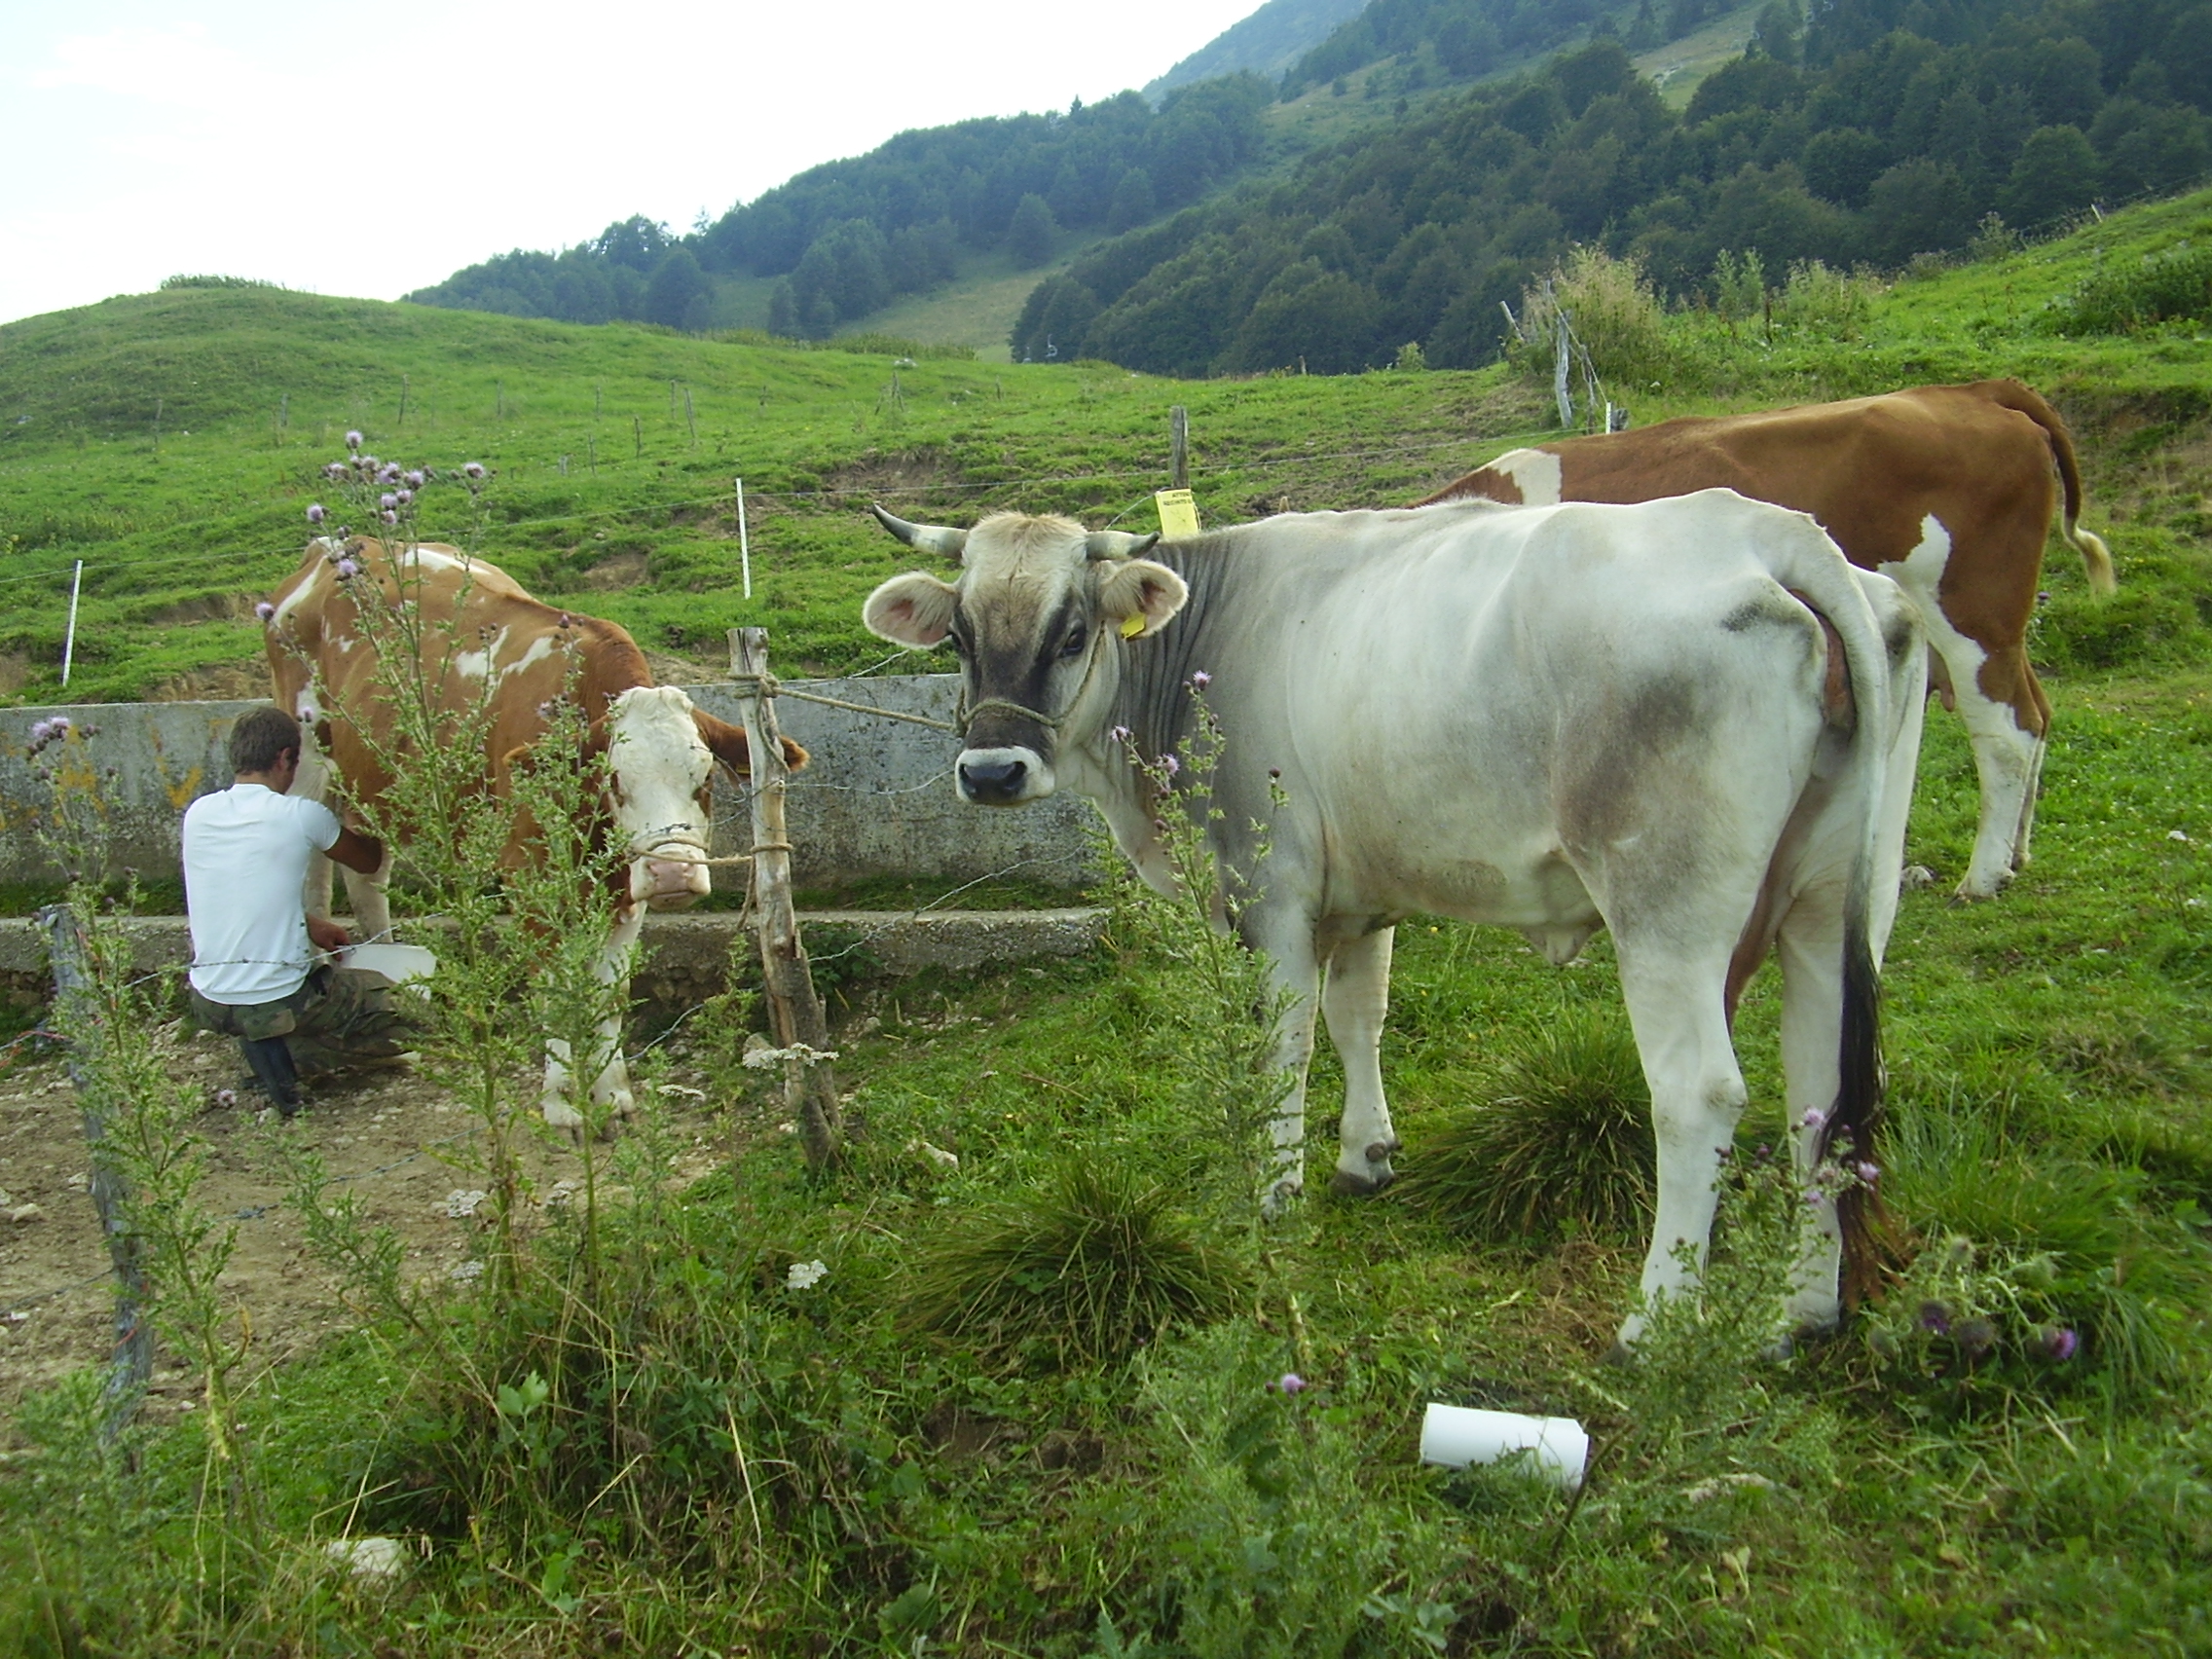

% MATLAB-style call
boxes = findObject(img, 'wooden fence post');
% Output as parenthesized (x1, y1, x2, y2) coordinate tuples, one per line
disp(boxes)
(728, 628, 840, 1169)
(1170, 405, 1189, 490)
(39, 905, 152, 1440)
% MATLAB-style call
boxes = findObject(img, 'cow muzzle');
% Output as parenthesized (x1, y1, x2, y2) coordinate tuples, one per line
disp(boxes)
(634, 841, 714, 909)
(957, 745, 1051, 805)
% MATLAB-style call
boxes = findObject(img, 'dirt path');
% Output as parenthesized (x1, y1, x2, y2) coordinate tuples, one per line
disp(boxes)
(0, 1018, 732, 1427)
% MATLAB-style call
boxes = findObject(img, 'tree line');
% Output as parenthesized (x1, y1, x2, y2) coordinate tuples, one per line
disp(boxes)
(1011, 0, 2212, 373)
(405, 78, 1272, 336)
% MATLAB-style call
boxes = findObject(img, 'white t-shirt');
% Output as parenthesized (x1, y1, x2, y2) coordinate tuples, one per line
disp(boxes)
(182, 783, 342, 1006)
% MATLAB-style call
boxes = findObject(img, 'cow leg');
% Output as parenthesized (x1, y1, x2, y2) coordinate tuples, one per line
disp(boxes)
(1243, 910, 1323, 1217)
(1952, 642, 2046, 899)
(1321, 926, 1400, 1194)
(292, 736, 339, 923)
(339, 847, 395, 942)
(540, 903, 645, 1132)
(1609, 947, 1747, 1352)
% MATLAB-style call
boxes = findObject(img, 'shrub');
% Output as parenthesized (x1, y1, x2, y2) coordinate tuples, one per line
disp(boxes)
(2048, 242, 2212, 334)
(900, 1161, 1246, 1371)
(1774, 257, 1875, 339)
(1505, 245, 1672, 397)
(1399, 1005, 1654, 1244)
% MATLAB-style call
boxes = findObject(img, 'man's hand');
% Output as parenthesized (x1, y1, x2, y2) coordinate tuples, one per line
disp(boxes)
(307, 916, 351, 954)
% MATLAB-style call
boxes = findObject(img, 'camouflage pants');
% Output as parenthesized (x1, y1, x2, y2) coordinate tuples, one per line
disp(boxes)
(188, 965, 420, 1079)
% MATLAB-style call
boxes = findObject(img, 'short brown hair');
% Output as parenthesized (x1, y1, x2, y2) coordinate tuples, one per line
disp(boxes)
(229, 706, 303, 776)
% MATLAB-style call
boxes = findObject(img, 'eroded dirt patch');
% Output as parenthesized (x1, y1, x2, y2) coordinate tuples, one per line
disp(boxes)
(0, 1020, 739, 1427)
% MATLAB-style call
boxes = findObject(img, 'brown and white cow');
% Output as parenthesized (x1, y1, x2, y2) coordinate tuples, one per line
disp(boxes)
(264, 536, 804, 1125)
(1419, 379, 2116, 899)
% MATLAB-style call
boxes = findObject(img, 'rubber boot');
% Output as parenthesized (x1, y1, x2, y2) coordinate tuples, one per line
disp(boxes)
(240, 1035, 302, 1118)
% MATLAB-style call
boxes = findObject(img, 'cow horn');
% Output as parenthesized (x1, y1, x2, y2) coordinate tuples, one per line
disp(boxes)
(871, 504, 968, 561)
(1085, 531, 1161, 562)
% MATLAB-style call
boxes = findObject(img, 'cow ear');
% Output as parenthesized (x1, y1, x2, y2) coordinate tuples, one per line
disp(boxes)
(864, 571, 959, 647)
(1096, 559, 1189, 640)
(692, 711, 811, 778)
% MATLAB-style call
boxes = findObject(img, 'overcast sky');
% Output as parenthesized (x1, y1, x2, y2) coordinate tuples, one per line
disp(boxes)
(0, 0, 1266, 326)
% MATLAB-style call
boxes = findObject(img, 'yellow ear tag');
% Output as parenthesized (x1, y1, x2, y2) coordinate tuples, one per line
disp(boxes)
(1120, 615, 1146, 639)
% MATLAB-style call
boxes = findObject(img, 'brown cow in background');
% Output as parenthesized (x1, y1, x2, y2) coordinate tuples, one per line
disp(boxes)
(1421, 379, 2115, 899)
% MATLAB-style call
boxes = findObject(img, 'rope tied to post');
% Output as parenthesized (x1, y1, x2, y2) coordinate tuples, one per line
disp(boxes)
(729, 668, 959, 734)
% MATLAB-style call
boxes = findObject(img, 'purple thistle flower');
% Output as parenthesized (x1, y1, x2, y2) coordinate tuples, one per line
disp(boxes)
(1855, 1161, 1881, 1185)
(215, 1088, 237, 1107)
(1954, 1317, 1998, 1360)
(345, 429, 363, 450)
(1109, 724, 1132, 745)
(323, 461, 347, 481)
(463, 461, 486, 480)
(336, 558, 361, 579)
(1917, 1300, 1951, 1336)
(403, 469, 425, 488)
(380, 493, 398, 510)
(2040, 1326, 2080, 1362)
(307, 502, 325, 524)
(1191, 670, 1211, 688)
(379, 509, 396, 525)
(255, 601, 276, 623)
(558, 612, 573, 629)
(394, 488, 413, 505)
(1799, 1107, 1826, 1130)
(1274, 1372, 1307, 1394)
(378, 463, 401, 485)
(1162, 754, 1180, 776)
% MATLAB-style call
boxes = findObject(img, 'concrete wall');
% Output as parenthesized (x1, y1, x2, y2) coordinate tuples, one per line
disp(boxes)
(0, 675, 1098, 895)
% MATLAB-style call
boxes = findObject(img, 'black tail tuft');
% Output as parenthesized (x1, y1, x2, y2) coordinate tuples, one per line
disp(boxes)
(1821, 911, 1892, 1307)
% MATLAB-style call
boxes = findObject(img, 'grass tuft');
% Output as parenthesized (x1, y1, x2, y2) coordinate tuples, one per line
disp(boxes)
(1399, 1005, 1654, 1245)
(900, 1161, 1245, 1371)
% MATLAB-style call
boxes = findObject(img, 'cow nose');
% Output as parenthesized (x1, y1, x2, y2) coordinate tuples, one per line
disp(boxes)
(645, 857, 712, 902)
(959, 756, 1028, 802)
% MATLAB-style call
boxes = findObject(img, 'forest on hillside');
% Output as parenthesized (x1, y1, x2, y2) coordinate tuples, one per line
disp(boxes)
(405, 77, 1272, 337)
(1013, 0, 2212, 372)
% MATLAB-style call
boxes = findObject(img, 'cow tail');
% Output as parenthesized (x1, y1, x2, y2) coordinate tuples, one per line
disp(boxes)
(1988, 380, 2118, 597)
(1772, 512, 1896, 1307)
(1824, 903, 1889, 1307)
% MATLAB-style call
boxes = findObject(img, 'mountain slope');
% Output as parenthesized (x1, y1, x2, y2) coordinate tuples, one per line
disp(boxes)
(1144, 0, 1374, 100)
(1013, 0, 2212, 375)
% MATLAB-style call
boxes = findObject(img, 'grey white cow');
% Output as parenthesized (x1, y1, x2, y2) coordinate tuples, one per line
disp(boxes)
(864, 492, 1925, 1348)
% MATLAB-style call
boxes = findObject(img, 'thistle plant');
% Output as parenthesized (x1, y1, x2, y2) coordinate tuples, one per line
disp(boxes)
(33, 749, 265, 1562)
(1106, 676, 1296, 1234)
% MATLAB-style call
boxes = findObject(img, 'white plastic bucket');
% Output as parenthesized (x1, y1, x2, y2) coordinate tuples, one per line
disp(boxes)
(1419, 1403, 1589, 1491)
(340, 942, 438, 985)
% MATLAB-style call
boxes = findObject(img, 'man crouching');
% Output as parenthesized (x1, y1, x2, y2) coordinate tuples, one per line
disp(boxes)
(182, 706, 417, 1116)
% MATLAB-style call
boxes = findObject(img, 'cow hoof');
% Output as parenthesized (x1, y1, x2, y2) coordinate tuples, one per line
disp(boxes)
(1260, 1180, 1305, 1221)
(1330, 1164, 1396, 1197)
(1899, 865, 1937, 892)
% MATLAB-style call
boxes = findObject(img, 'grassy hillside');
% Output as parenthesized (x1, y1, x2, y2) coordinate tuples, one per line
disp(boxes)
(0, 286, 1531, 705)
(3, 187, 2205, 710)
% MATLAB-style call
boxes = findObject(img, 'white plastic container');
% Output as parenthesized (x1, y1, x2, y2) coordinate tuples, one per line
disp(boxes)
(340, 942, 438, 985)
(1419, 1403, 1590, 1491)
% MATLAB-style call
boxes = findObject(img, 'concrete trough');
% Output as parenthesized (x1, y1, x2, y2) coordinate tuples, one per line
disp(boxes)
(0, 673, 1099, 894)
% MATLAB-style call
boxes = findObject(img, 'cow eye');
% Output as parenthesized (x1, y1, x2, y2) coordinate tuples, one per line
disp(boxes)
(1060, 624, 1088, 658)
